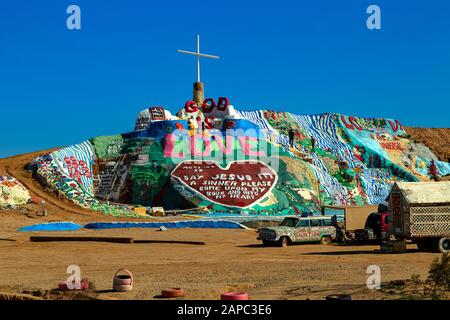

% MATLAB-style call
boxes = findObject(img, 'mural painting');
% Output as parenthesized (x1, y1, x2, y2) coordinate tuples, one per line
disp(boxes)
(171, 161, 278, 208)
(0, 176, 31, 206)
(29, 99, 450, 217)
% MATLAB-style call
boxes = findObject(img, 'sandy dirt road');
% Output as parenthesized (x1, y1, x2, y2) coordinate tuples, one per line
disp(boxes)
(0, 218, 442, 300)
(0, 149, 446, 300)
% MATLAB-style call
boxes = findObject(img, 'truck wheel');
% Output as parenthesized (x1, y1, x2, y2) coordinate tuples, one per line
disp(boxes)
(278, 237, 289, 247)
(320, 236, 332, 245)
(438, 238, 450, 253)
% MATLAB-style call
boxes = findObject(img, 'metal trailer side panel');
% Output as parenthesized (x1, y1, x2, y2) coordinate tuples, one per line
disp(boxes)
(409, 204, 450, 238)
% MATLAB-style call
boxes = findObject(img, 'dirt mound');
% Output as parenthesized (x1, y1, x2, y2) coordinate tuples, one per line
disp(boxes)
(0, 149, 100, 219)
(2, 123, 449, 219)
(405, 127, 450, 163)
(0, 150, 155, 223)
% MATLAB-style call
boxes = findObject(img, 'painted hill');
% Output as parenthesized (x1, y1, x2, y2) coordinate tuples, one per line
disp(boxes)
(26, 103, 450, 217)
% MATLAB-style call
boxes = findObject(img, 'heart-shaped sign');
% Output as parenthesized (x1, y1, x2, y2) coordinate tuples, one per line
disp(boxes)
(171, 160, 278, 208)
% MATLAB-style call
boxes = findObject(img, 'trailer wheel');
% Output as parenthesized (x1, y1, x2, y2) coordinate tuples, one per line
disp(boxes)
(320, 236, 332, 245)
(438, 238, 450, 253)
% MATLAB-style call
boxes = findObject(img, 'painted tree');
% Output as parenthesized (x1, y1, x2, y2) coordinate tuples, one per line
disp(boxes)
(428, 160, 439, 181)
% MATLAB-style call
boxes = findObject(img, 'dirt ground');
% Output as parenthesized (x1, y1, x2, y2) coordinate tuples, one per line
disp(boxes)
(0, 210, 444, 300)
(0, 149, 447, 300)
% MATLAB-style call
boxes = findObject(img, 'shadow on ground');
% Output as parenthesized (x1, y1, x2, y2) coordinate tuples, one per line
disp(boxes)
(303, 249, 421, 256)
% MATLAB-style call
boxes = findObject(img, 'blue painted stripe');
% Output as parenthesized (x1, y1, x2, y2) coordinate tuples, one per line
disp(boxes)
(236, 110, 293, 155)
(84, 220, 247, 230)
(290, 113, 360, 169)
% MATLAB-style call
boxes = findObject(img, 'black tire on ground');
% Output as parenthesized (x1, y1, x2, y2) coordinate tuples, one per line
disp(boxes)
(278, 236, 289, 247)
(438, 238, 450, 253)
(320, 235, 332, 245)
(432, 238, 441, 253)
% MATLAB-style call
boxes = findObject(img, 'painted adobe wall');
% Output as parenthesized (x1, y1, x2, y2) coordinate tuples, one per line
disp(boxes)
(0, 176, 31, 206)
(30, 104, 450, 217)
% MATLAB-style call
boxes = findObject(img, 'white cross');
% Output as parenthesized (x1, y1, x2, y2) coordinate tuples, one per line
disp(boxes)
(177, 34, 220, 83)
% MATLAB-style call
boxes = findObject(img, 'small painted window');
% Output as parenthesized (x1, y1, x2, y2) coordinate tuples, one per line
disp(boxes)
(280, 218, 299, 227)
(310, 219, 320, 227)
(297, 219, 310, 228)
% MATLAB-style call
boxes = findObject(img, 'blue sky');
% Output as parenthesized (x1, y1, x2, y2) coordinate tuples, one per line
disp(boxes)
(0, 0, 449, 158)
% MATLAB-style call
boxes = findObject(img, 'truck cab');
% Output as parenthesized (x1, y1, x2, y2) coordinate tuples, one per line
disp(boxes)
(362, 211, 390, 241)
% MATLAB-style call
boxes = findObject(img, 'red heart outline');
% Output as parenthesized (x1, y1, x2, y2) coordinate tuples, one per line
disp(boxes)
(171, 160, 278, 209)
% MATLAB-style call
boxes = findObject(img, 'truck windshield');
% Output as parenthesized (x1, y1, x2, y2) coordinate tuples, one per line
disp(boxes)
(297, 219, 310, 228)
(280, 218, 299, 227)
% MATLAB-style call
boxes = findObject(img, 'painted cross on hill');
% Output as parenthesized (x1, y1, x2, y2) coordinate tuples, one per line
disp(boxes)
(177, 34, 220, 83)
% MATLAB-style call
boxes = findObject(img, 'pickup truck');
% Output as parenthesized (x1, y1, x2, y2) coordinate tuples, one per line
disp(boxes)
(257, 216, 337, 247)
